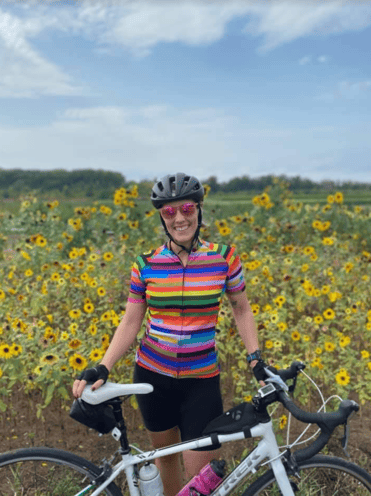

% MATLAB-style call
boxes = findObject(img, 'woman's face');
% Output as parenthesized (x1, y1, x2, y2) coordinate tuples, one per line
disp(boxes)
(160, 200, 199, 250)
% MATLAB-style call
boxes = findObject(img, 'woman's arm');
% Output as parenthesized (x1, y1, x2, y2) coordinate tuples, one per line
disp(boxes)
(226, 290, 260, 369)
(73, 299, 147, 397)
(100, 300, 147, 371)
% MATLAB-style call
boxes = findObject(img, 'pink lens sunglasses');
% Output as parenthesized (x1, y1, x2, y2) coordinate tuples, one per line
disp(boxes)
(160, 202, 197, 219)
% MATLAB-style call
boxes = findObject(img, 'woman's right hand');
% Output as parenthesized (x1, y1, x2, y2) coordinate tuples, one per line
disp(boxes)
(72, 364, 109, 398)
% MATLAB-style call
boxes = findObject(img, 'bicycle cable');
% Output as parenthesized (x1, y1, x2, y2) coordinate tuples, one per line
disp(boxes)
(260, 370, 345, 467)
(283, 369, 343, 450)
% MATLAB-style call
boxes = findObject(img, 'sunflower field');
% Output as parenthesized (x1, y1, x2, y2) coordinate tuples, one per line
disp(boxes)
(0, 179, 371, 419)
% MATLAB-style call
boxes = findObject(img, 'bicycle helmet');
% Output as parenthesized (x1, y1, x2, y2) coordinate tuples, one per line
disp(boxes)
(69, 398, 117, 434)
(151, 173, 204, 254)
(151, 173, 204, 209)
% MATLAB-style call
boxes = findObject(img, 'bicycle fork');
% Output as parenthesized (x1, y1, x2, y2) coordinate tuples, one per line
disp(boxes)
(253, 422, 296, 496)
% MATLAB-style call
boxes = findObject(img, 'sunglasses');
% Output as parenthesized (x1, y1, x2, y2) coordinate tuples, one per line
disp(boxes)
(160, 202, 197, 219)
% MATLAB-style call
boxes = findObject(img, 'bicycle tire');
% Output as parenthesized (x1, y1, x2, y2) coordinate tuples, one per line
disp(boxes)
(244, 454, 371, 495)
(0, 447, 123, 496)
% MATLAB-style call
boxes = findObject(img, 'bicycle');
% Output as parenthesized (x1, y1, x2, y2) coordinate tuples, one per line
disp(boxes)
(0, 361, 370, 495)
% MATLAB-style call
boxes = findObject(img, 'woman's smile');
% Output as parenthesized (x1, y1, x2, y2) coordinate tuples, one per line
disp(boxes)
(161, 200, 199, 250)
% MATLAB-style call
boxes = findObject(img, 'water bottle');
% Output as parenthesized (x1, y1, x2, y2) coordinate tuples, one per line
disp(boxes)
(139, 463, 165, 496)
(177, 459, 226, 496)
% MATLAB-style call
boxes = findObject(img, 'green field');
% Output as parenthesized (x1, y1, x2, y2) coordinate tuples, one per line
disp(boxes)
(1, 189, 371, 220)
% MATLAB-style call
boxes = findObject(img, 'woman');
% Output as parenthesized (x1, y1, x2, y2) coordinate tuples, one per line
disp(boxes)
(73, 173, 269, 496)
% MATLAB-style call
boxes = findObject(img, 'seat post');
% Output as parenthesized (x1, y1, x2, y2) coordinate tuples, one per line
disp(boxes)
(111, 399, 131, 453)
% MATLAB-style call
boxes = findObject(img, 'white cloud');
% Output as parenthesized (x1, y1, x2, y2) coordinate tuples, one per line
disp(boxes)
(1, 1, 371, 97)
(299, 54, 329, 65)
(299, 55, 312, 65)
(0, 104, 369, 183)
(317, 55, 328, 63)
(243, 0, 371, 52)
(316, 79, 371, 101)
(0, 105, 239, 180)
(0, 7, 84, 97)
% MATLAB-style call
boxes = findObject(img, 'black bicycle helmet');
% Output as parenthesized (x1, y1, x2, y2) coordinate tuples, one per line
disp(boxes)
(151, 173, 204, 254)
(69, 398, 117, 434)
(151, 173, 204, 209)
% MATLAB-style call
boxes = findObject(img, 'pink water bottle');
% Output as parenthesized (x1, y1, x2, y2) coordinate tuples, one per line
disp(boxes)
(177, 459, 226, 496)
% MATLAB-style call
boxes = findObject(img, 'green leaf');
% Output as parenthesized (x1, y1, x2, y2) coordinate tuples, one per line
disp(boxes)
(57, 386, 70, 400)
(44, 383, 55, 407)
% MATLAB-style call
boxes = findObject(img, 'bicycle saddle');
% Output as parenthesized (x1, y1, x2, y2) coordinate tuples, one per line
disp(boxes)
(81, 382, 154, 405)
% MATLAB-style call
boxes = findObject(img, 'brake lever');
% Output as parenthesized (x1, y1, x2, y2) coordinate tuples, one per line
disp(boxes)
(341, 420, 350, 458)
(264, 368, 289, 392)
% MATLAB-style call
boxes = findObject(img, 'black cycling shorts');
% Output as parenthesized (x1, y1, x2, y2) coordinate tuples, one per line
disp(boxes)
(133, 364, 223, 451)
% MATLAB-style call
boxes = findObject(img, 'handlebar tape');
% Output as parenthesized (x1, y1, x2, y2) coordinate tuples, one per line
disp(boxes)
(277, 391, 359, 462)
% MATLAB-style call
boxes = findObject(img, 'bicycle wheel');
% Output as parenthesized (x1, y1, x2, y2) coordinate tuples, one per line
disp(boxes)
(245, 455, 371, 495)
(0, 447, 123, 496)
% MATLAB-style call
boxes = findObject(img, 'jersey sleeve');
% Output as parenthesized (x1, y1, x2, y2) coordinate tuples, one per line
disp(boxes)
(225, 246, 246, 293)
(128, 258, 146, 304)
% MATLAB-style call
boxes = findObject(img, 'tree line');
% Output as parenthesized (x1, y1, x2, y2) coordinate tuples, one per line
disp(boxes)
(0, 169, 370, 200)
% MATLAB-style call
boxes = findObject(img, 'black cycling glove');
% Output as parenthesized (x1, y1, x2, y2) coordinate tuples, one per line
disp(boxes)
(252, 360, 277, 383)
(78, 364, 109, 384)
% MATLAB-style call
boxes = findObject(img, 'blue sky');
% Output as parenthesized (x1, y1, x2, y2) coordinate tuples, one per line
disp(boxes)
(0, 0, 370, 184)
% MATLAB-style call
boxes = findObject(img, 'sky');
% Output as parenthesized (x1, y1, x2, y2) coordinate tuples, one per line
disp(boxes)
(0, 0, 370, 184)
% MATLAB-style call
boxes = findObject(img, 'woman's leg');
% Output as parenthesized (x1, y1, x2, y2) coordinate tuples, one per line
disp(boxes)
(182, 448, 221, 480)
(148, 426, 184, 496)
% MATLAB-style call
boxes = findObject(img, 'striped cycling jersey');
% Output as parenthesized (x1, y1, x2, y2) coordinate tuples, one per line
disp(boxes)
(128, 239, 246, 378)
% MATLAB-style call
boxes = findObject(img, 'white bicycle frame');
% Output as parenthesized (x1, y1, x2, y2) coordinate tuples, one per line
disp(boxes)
(80, 421, 296, 496)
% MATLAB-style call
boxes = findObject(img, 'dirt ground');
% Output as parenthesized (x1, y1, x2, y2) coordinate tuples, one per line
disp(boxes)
(1, 387, 370, 479)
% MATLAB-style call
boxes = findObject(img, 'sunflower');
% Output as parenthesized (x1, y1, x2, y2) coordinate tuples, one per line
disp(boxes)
(0, 344, 13, 359)
(89, 349, 104, 361)
(291, 331, 301, 341)
(128, 220, 139, 229)
(97, 287, 106, 297)
(219, 227, 232, 236)
(101, 311, 112, 322)
(279, 415, 287, 430)
(84, 303, 95, 314)
(69, 323, 78, 334)
(41, 353, 59, 365)
(34, 365, 44, 375)
(35, 236, 47, 247)
(68, 338, 82, 350)
(69, 309, 82, 319)
(103, 252, 114, 262)
(339, 336, 351, 348)
(274, 295, 286, 307)
(10, 344, 23, 356)
(324, 342, 336, 352)
(323, 308, 335, 320)
(303, 246, 315, 255)
(335, 369, 350, 386)
(250, 304, 260, 316)
(69, 354, 87, 371)
(277, 322, 288, 332)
